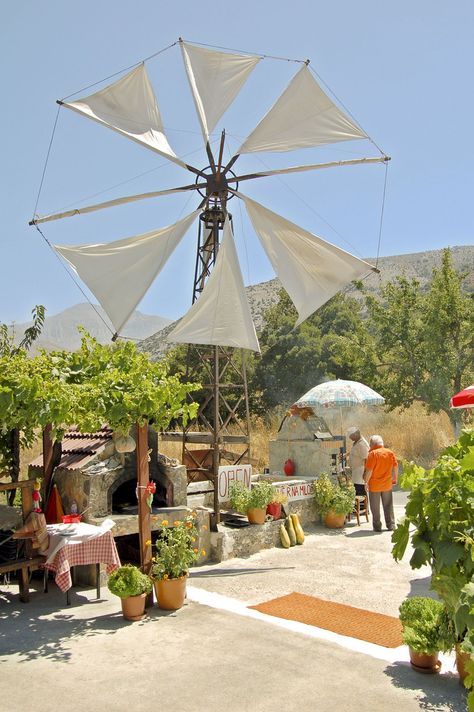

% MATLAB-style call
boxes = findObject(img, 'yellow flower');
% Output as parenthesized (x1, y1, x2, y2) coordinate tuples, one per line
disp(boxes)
(145, 540, 152, 547)
(152, 516, 159, 521)
(174, 520, 181, 527)
(191, 511, 197, 518)
(202, 525, 208, 531)
(163, 574, 169, 580)
(191, 537, 196, 543)
(186, 521, 193, 529)
(193, 548, 199, 554)
(201, 549, 206, 557)
(161, 519, 169, 527)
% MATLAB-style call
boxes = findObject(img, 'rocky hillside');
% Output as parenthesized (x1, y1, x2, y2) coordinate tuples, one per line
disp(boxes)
(12, 303, 172, 353)
(138, 245, 473, 360)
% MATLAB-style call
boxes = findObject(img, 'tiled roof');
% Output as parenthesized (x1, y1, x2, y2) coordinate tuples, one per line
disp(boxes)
(29, 426, 113, 472)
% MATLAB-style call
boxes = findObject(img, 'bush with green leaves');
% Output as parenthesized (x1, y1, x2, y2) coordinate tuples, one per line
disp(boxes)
(399, 596, 453, 654)
(392, 430, 474, 707)
(313, 473, 355, 517)
(107, 565, 152, 599)
(230, 480, 275, 513)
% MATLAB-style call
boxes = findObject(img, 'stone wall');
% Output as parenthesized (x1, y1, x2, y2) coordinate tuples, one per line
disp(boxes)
(210, 498, 316, 562)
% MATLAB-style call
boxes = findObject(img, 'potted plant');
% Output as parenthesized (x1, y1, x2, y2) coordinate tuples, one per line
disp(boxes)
(107, 564, 152, 621)
(150, 512, 203, 610)
(312, 473, 355, 528)
(266, 490, 287, 520)
(229, 480, 275, 524)
(399, 596, 453, 673)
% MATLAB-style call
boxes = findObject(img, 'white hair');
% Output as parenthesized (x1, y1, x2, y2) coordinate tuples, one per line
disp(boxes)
(370, 434, 384, 447)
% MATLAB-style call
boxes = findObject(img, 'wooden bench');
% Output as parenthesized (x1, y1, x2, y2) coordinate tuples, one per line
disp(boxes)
(0, 556, 46, 602)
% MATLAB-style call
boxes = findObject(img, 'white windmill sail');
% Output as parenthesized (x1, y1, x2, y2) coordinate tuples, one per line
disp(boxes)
(55, 210, 199, 335)
(239, 192, 375, 326)
(181, 41, 261, 143)
(238, 65, 367, 154)
(62, 64, 186, 167)
(167, 216, 260, 351)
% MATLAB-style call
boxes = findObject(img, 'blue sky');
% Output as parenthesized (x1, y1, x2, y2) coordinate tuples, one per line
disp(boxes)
(2, 0, 473, 326)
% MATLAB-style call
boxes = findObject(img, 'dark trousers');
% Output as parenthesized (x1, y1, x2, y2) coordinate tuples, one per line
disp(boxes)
(368, 490, 395, 530)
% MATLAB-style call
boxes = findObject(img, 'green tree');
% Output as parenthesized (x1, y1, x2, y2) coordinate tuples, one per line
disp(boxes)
(359, 249, 473, 424)
(249, 290, 375, 412)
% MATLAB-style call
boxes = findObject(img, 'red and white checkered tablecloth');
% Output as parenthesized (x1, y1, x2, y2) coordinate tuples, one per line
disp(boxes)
(44, 531, 121, 592)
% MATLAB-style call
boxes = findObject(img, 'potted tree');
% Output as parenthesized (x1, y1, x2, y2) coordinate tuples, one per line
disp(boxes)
(312, 473, 355, 528)
(266, 490, 288, 520)
(399, 596, 453, 673)
(150, 512, 203, 610)
(107, 564, 152, 621)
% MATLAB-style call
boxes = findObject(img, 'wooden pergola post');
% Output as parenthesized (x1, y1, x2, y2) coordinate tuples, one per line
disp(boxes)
(42, 424, 55, 496)
(136, 423, 152, 575)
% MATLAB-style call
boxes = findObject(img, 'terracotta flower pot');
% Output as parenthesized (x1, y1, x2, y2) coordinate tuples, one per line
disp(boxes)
(247, 508, 267, 525)
(120, 593, 147, 621)
(456, 644, 470, 684)
(266, 503, 282, 520)
(324, 511, 346, 529)
(154, 575, 188, 610)
(409, 649, 441, 673)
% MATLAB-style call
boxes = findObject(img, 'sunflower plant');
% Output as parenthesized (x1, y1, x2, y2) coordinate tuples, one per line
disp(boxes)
(150, 512, 204, 581)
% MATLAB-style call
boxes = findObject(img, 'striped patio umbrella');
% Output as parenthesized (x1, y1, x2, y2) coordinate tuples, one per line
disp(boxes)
(295, 379, 385, 409)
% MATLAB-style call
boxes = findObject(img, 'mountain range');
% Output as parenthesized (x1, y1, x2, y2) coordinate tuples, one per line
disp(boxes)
(138, 245, 473, 360)
(9, 245, 472, 355)
(11, 303, 172, 353)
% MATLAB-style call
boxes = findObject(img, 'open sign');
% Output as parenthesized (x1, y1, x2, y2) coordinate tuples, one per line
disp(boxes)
(218, 465, 252, 502)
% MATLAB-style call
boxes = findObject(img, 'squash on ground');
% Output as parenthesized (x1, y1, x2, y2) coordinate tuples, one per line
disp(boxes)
(280, 523, 291, 549)
(290, 513, 305, 545)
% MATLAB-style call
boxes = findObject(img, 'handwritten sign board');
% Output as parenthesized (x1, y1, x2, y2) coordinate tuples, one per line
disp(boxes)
(218, 465, 252, 502)
(272, 481, 314, 502)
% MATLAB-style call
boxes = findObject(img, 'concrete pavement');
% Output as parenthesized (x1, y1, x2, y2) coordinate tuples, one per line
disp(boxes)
(0, 492, 467, 712)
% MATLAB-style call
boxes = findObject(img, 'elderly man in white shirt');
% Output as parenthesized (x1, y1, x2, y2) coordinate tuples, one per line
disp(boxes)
(346, 426, 369, 496)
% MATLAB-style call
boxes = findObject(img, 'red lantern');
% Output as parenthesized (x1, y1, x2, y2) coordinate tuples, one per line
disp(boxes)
(284, 459, 295, 477)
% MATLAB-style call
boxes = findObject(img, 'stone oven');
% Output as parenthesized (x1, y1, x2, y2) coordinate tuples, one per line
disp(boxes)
(268, 409, 345, 478)
(29, 425, 188, 534)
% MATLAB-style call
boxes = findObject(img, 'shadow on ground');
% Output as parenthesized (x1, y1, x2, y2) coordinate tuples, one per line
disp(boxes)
(384, 661, 466, 711)
(189, 566, 295, 579)
(0, 587, 124, 662)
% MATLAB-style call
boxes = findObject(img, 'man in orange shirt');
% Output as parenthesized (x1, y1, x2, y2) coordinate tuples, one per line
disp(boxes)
(363, 434, 398, 532)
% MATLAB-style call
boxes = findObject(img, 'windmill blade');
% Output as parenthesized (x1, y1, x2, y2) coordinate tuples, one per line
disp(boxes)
(61, 64, 195, 171)
(229, 155, 389, 184)
(180, 40, 261, 143)
(238, 65, 367, 155)
(236, 191, 376, 326)
(54, 210, 199, 335)
(30, 182, 205, 225)
(167, 215, 260, 352)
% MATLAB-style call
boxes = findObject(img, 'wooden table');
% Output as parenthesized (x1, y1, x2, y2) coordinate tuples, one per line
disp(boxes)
(44, 524, 121, 604)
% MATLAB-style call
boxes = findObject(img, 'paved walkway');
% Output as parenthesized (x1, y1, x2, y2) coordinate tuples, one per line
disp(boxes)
(0, 493, 467, 712)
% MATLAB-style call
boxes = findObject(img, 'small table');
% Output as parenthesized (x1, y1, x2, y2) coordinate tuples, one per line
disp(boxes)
(44, 523, 121, 603)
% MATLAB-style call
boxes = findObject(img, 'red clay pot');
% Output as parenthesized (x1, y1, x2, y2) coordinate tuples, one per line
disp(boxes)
(266, 503, 282, 520)
(284, 459, 295, 476)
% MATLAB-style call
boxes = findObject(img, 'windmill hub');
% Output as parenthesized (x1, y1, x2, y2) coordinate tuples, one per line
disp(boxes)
(195, 165, 237, 201)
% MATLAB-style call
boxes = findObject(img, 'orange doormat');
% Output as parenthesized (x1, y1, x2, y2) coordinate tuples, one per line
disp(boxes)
(249, 592, 403, 648)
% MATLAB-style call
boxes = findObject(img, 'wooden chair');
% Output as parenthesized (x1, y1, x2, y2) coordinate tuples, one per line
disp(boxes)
(0, 479, 47, 602)
(353, 495, 369, 526)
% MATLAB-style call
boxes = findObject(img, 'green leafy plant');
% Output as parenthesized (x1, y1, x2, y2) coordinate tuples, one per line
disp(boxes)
(107, 564, 152, 599)
(313, 473, 355, 517)
(392, 430, 474, 707)
(150, 512, 203, 581)
(229, 480, 275, 513)
(399, 597, 453, 654)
